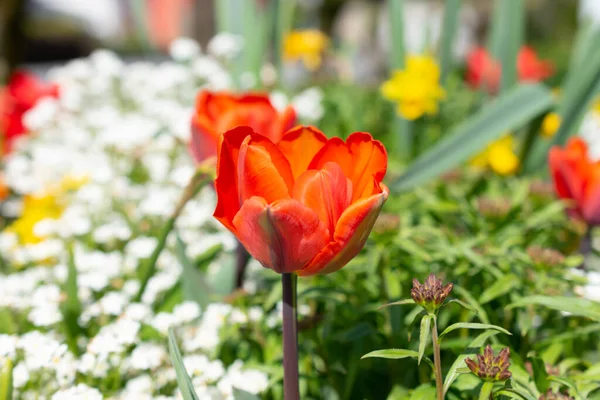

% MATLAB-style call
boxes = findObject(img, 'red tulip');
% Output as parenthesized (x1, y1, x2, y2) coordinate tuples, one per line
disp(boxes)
(549, 137, 600, 225)
(213, 125, 388, 276)
(0, 71, 59, 154)
(190, 90, 296, 163)
(466, 47, 501, 92)
(517, 46, 554, 82)
(466, 46, 553, 93)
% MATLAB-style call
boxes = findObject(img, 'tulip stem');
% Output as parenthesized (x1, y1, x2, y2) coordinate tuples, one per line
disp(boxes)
(431, 317, 444, 400)
(282, 272, 299, 400)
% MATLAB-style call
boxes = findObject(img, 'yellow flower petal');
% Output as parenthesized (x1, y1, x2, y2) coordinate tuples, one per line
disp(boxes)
(541, 112, 561, 138)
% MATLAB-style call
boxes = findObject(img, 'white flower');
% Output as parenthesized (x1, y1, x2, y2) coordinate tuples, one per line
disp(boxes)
(0, 335, 17, 360)
(217, 360, 269, 396)
(207, 32, 244, 60)
(151, 312, 177, 335)
(12, 363, 29, 389)
(126, 236, 158, 259)
(122, 374, 154, 397)
(22, 98, 59, 131)
(51, 384, 103, 400)
(129, 343, 167, 370)
(28, 304, 62, 326)
(292, 87, 325, 122)
(173, 301, 201, 324)
(170, 37, 201, 61)
(183, 354, 225, 384)
(99, 291, 128, 316)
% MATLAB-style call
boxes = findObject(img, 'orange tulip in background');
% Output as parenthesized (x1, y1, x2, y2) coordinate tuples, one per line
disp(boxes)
(466, 46, 554, 93)
(549, 138, 600, 225)
(213, 125, 388, 276)
(190, 91, 296, 163)
(0, 71, 59, 154)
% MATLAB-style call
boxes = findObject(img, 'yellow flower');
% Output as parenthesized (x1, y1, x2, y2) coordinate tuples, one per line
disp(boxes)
(541, 112, 561, 138)
(470, 135, 520, 176)
(6, 175, 88, 245)
(283, 30, 329, 70)
(381, 54, 446, 120)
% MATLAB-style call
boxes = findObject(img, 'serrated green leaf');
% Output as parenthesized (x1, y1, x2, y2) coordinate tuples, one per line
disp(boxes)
(391, 84, 553, 192)
(361, 348, 419, 360)
(168, 328, 199, 400)
(418, 315, 432, 365)
(438, 323, 511, 343)
(507, 296, 600, 321)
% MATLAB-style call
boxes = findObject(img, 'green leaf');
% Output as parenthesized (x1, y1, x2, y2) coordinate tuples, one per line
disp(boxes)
(361, 349, 419, 360)
(529, 357, 549, 393)
(175, 232, 211, 309)
(479, 274, 519, 304)
(208, 253, 236, 296)
(388, 0, 405, 69)
(0, 358, 13, 400)
(507, 296, 600, 321)
(526, 26, 600, 171)
(547, 376, 583, 399)
(444, 298, 478, 313)
(439, 0, 461, 82)
(418, 315, 432, 365)
(233, 388, 261, 400)
(494, 388, 537, 400)
(61, 243, 82, 356)
(498, 0, 524, 92)
(438, 323, 512, 343)
(478, 381, 495, 400)
(378, 298, 415, 310)
(391, 84, 553, 192)
(443, 330, 501, 394)
(168, 328, 199, 400)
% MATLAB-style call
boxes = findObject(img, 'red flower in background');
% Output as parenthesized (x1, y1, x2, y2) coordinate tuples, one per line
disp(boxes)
(190, 90, 296, 163)
(466, 46, 553, 93)
(517, 46, 554, 82)
(213, 125, 388, 276)
(1, 71, 59, 154)
(549, 138, 600, 225)
(466, 47, 501, 92)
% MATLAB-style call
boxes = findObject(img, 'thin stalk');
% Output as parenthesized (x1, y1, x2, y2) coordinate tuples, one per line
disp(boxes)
(580, 226, 593, 270)
(431, 317, 444, 400)
(134, 163, 215, 302)
(282, 273, 299, 400)
(478, 381, 494, 400)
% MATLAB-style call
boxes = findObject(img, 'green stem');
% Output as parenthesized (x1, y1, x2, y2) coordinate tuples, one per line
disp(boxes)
(282, 272, 299, 400)
(134, 165, 214, 302)
(0, 358, 13, 400)
(431, 317, 444, 400)
(478, 381, 494, 400)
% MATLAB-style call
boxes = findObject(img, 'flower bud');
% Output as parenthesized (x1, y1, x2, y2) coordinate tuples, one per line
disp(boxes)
(465, 345, 511, 382)
(410, 274, 453, 313)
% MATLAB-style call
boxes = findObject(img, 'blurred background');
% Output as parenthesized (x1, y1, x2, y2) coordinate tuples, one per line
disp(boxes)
(0, 0, 587, 85)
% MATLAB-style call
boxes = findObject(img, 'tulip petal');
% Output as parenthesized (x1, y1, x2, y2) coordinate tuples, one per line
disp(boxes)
(278, 125, 328, 179)
(293, 162, 352, 235)
(346, 132, 388, 199)
(309, 133, 387, 200)
(238, 135, 294, 203)
(213, 126, 258, 232)
(272, 106, 297, 143)
(233, 197, 330, 273)
(298, 185, 388, 276)
(190, 116, 219, 162)
(582, 181, 600, 225)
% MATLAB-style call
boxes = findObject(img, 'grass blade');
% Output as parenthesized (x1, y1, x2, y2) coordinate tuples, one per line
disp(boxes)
(168, 328, 199, 400)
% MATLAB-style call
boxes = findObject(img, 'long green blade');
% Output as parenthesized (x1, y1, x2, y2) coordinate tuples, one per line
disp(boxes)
(391, 84, 553, 192)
